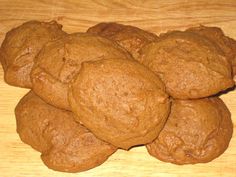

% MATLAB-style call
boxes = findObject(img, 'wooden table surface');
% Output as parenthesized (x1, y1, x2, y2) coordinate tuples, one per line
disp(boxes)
(0, 0, 236, 177)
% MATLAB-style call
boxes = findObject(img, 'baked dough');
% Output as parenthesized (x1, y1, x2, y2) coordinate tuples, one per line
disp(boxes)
(146, 97, 233, 164)
(139, 31, 234, 99)
(31, 33, 132, 110)
(87, 22, 158, 59)
(0, 20, 66, 88)
(186, 25, 236, 77)
(15, 91, 117, 172)
(69, 58, 170, 149)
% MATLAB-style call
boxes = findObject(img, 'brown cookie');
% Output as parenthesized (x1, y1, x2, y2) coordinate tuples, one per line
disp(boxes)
(0, 20, 66, 88)
(69, 58, 170, 149)
(186, 25, 236, 76)
(31, 33, 132, 110)
(146, 97, 233, 164)
(87, 22, 159, 59)
(15, 91, 117, 173)
(139, 31, 234, 99)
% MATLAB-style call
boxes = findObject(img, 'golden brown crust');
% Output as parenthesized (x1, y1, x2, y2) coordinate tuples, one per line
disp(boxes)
(87, 22, 159, 59)
(69, 58, 170, 149)
(15, 91, 117, 172)
(186, 25, 236, 76)
(139, 31, 234, 99)
(0, 20, 66, 88)
(31, 33, 133, 110)
(146, 97, 233, 164)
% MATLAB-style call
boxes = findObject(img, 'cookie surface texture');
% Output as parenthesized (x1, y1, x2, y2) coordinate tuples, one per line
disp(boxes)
(87, 22, 159, 59)
(69, 58, 170, 149)
(186, 25, 236, 76)
(15, 91, 117, 172)
(31, 33, 132, 110)
(139, 31, 234, 99)
(0, 20, 66, 88)
(146, 97, 233, 164)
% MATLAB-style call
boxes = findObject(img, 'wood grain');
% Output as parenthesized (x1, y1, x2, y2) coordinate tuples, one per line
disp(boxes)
(0, 0, 236, 176)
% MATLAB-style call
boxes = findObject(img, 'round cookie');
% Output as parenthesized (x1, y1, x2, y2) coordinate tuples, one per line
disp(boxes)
(139, 31, 234, 99)
(0, 20, 66, 88)
(186, 25, 236, 77)
(146, 97, 233, 164)
(69, 58, 170, 149)
(87, 22, 159, 59)
(31, 33, 132, 110)
(15, 91, 117, 173)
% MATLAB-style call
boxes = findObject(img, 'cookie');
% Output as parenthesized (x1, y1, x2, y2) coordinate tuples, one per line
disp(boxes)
(146, 97, 233, 164)
(186, 25, 236, 76)
(31, 33, 132, 110)
(15, 91, 117, 172)
(87, 22, 159, 59)
(69, 58, 170, 149)
(139, 31, 234, 99)
(0, 20, 66, 88)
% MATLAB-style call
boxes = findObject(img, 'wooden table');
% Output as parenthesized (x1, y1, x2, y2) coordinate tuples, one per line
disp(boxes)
(0, 0, 236, 176)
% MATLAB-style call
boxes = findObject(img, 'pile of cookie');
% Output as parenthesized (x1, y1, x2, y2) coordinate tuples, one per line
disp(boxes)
(0, 21, 235, 172)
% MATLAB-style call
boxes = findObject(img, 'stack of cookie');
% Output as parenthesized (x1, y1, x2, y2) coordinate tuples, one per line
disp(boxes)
(0, 21, 235, 172)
